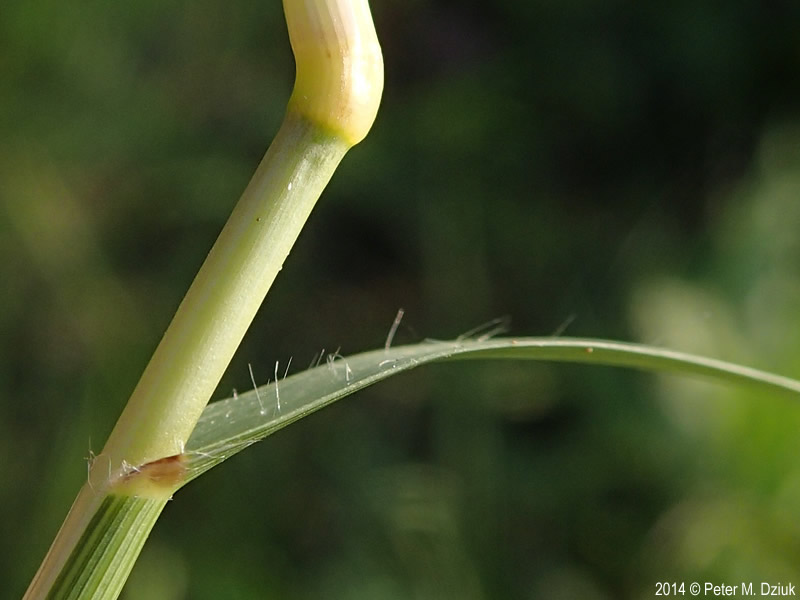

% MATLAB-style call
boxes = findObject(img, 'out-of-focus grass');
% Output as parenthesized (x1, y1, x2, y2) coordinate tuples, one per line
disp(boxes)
(3, 1, 800, 598)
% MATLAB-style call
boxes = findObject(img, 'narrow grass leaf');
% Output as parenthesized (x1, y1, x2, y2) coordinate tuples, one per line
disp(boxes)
(182, 337, 800, 485)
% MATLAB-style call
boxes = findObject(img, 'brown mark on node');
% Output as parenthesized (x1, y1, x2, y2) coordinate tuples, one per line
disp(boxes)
(123, 453, 187, 488)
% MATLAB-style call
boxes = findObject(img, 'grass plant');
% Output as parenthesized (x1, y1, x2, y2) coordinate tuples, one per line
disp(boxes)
(19, 0, 800, 598)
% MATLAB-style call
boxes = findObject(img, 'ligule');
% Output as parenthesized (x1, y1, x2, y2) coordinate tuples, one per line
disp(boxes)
(110, 453, 188, 500)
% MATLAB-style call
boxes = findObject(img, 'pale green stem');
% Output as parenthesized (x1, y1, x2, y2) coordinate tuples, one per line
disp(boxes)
(24, 112, 348, 600)
(102, 114, 348, 474)
(24, 0, 383, 596)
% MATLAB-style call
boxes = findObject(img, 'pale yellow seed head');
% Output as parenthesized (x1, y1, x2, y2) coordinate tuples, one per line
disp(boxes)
(284, 0, 384, 146)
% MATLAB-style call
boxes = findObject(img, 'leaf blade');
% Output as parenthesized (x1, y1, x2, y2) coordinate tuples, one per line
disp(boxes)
(182, 337, 800, 485)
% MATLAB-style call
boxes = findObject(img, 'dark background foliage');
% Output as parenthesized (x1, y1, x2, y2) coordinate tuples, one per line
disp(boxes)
(3, 0, 800, 597)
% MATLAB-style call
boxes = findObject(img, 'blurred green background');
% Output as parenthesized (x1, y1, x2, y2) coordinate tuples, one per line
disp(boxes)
(3, 0, 800, 598)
